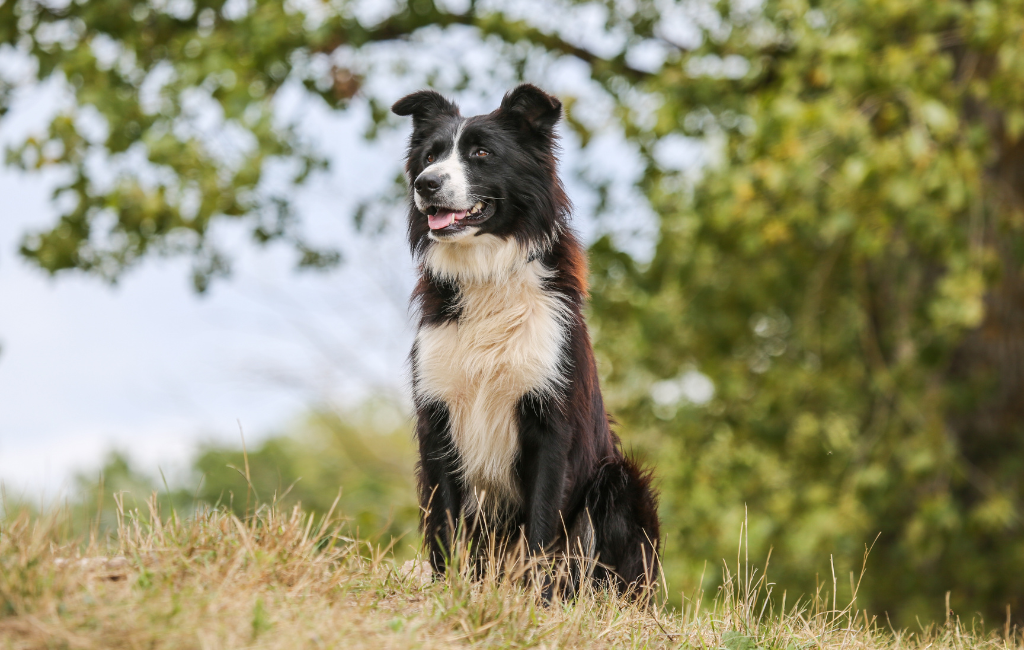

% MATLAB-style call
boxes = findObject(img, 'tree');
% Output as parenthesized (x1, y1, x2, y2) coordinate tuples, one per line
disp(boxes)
(0, 0, 647, 289)
(4, 0, 1024, 624)
(585, 0, 1024, 624)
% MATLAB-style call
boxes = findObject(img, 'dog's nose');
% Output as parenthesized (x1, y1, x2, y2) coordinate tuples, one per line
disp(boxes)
(415, 172, 442, 196)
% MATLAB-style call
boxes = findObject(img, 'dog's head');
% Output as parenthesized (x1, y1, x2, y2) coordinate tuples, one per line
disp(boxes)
(393, 84, 568, 258)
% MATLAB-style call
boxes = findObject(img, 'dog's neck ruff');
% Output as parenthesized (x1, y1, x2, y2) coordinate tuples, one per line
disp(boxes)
(415, 233, 570, 515)
(422, 232, 551, 285)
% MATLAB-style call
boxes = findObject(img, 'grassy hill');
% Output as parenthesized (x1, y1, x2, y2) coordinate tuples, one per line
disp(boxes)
(0, 497, 1019, 650)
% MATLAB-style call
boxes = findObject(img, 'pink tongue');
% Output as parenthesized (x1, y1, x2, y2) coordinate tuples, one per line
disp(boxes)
(428, 209, 469, 230)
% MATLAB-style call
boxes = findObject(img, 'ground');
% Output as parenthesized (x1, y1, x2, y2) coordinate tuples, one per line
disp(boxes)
(0, 498, 1019, 650)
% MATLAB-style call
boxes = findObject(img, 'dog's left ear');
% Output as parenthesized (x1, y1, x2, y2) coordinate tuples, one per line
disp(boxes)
(498, 84, 562, 136)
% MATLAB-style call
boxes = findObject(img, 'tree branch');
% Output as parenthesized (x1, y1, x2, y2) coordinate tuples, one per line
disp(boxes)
(314, 8, 655, 84)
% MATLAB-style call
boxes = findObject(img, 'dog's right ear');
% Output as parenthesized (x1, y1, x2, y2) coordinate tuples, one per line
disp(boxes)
(392, 90, 460, 126)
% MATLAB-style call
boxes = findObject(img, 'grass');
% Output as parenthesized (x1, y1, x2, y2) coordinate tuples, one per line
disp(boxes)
(0, 495, 1021, 650)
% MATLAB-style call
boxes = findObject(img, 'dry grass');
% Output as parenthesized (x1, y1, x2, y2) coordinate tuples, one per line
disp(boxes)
(0, 496, 1021, 650)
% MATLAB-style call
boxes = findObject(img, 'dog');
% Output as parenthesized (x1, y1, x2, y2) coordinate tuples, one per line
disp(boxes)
(393, 84, 660, 596)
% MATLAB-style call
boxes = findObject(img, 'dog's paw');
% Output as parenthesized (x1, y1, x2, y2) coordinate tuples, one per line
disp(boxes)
(399, 559, 433, 587)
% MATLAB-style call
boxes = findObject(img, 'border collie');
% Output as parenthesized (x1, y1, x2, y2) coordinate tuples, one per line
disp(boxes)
(393, 84, 660, 595)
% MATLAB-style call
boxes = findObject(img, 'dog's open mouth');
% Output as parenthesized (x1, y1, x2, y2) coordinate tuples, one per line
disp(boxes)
(425, 201, 493, 233)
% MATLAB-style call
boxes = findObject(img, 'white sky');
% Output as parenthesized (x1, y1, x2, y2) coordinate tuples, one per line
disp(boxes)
(0, 81, 419, 501)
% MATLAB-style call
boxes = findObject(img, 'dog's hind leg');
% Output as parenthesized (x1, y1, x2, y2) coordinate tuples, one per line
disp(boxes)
(584, 456, 661, 598)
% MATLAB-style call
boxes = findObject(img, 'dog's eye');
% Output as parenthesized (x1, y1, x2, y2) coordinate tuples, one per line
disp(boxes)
(473, 149, 489, 158)
(426, 153, 435, 164)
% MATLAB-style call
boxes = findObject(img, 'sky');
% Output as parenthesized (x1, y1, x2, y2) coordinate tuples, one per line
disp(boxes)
(0, 81, 418, 501)
(0, 24, 669, 503)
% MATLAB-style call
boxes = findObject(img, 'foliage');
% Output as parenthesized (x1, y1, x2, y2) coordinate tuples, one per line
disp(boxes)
(192, 401, 418, 543)
(1, 0, 355, 289)
(0, 0, 633, 289)
(6, 0, 1024, 626)
(68, 451, 195, 537)
(62, 400, 418, 549)
(584, 0, 1024, 626)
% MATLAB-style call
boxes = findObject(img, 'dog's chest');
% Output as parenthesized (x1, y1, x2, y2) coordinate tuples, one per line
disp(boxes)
(415, 264, 568, 509)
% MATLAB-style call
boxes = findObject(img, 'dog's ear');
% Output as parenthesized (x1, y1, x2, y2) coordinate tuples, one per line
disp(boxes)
(498, 84, 562, 135)
(392, 90, 460, 126)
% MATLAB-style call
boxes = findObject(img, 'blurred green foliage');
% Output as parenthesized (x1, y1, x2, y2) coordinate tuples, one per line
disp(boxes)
(5, 0, 1024, 627)
(192, 402, 418, 543)
(62, 401, 419, 554)
(583, 0, 1024, 626)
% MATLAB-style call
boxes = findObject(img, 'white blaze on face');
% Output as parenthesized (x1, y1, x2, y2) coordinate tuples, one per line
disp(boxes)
(414, 122, 470, 213)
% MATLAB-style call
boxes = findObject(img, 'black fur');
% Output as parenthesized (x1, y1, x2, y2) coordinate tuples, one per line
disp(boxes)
(394, 84, 661, 596)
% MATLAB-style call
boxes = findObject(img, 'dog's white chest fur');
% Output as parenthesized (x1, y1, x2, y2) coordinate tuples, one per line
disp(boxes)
(414, 235, 568, 512)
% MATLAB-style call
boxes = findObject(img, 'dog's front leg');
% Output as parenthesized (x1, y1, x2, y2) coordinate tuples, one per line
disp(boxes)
(415, 401, 464, 576)
(517, 398, 569, 569)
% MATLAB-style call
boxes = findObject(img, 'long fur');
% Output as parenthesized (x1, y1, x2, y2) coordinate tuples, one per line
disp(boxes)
(394, 84, 661, 595)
